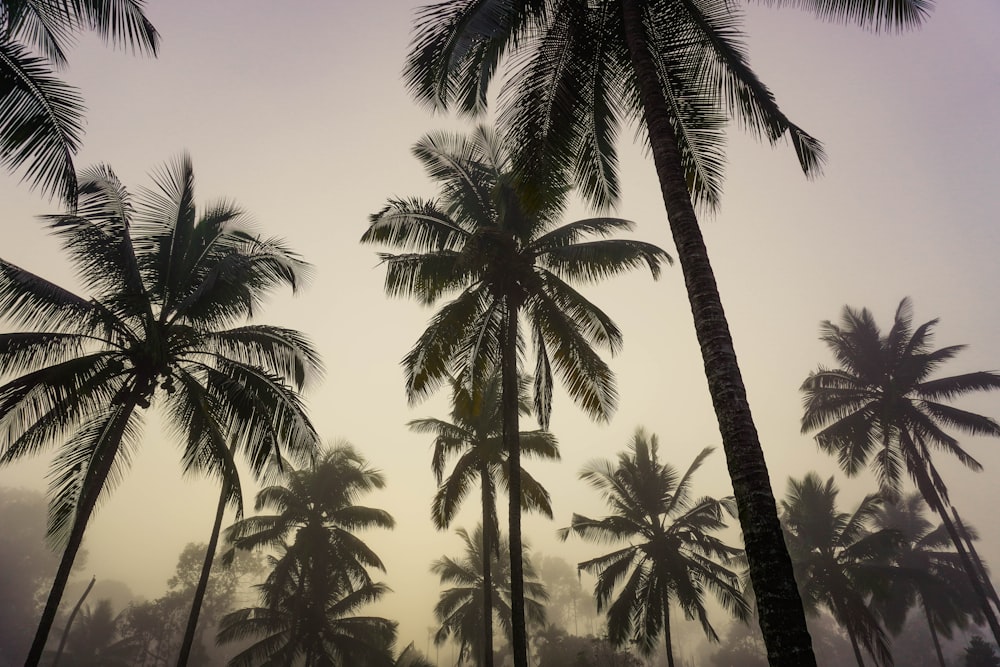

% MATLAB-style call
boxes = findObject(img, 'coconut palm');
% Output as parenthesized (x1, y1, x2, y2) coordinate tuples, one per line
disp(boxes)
(780, 473, 903, 667)
(51, 599, 139, 667)
(361, 124, 668, 666)
(219, 444, 397, 667)
(217, 557, 397, 667)
(870, 493, 983, 667)
(0, 154, 320, 666)
(801, 298, 1000, 643)
(432, 525, 548, 666)
(409, 372, 559, 667)
(404, 2, 931, 665)
(0, 0, 158, 202)
(559, 429, 749, 667)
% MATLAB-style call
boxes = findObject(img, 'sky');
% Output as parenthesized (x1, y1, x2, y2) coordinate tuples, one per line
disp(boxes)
(2, 0, 1000, 661)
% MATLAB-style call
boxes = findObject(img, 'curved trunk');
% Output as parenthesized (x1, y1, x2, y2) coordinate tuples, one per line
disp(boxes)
(26, 397, 137, 667)
(502, 301, 527, 667)
(912, 464, 1000, 645)
(176, 479, 229, 666)
(663, 597, 674, 667)
(481, 463, 495, 667)
(953, 508, 1000, 609)
(617, 1, 816, 665)
(921, 597, 946, 667)
(52, 575, 96, 667)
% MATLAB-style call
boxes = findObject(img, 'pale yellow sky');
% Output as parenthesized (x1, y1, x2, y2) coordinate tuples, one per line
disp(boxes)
(1, 0, 999, 660)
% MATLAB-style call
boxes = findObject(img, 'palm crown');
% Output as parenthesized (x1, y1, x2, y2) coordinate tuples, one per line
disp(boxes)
(0, 0, 159, 202)
(559, 429, 749, 663)
(0, 154, 321, 664)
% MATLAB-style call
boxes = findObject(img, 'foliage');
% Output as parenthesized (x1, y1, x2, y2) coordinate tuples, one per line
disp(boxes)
(533, 555, 599, 636)
(965, 636, 1000, 667)
(0, 154, 321, 661)
(0, 0, 159, 202)
(432, 525, 547, 666)
(560, 428, 748, 665)
(535, 627, 642, 667)
(780, 473, 901, 667)
(219, 444, 397, 666)
(52, 598, 139, 667)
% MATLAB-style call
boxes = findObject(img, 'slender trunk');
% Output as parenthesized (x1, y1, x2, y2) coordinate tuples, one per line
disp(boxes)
(52, 575, 96, 667)
(176, 479, 229, 666)
(481, 464, 495, 667)
(953, 507, 1000, 609)
(921, 597, 946, 667)
(846, 628, 867, 667)
(663, 597, 674, 667)
(26, 398, 136, 666)
(502, 302, 527, 667)
(912, 465, 1000, 645)
(617, 1, 816, 665)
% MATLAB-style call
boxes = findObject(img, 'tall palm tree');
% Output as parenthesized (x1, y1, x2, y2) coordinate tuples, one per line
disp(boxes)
(801, 298, 1000, 643)
(51, 599, 139, 667)
(0, 0, 158, 203)
(0, 155, 320, 666)
(219, 443, 398, 667)
(409, 372, 559, 667)
(780, 473, 902, 667)
(360, 124, 669, 666)
(558, 429, 749, 667)
(218, 556, 397, 667)
(404, 2, 931, 665)
(432, 525, 548, 666)
(870, 493, 983, 667)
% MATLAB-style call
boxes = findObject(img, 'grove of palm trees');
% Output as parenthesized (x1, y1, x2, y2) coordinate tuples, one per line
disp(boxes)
(2, 1, 999, 666)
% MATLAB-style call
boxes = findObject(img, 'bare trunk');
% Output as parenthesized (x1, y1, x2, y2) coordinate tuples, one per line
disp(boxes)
(52, 575, 96, 667)
(953, 508, 1000, 610)
(502, 302, 527, 667)
(921, 598, 947, 667)
(617, 1, 815, 665)
(846, 628, 867, 667)
(663, 598, 674, 667)
(481, 464, 495, 667)
(176, 479, 229, 666)
(26, 397, 136, 666)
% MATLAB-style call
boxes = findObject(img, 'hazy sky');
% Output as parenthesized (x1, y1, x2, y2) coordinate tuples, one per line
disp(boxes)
(1, 0, 999, 660)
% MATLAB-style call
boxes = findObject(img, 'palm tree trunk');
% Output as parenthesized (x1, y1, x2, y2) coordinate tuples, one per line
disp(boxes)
(617, 1, 816, 665)
(921, 598, 946, 667)
(26, 397, 136, 667)
(176, 478, 229, 666)
(953, 508, 1000, 610)
(480, 464, 496, 667)
(502, 301, 527, 667)
(846, 628, 867, 667)
(663, 598, 675, 667)
(912, 465, 1000, 646)
(52, 574, 96, 667)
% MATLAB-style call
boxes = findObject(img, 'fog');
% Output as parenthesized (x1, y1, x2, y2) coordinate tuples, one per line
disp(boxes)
(1, 1, 999, 665)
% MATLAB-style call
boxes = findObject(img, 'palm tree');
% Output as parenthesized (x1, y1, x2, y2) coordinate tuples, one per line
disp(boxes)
(870, 493, 983, 667)
(0, 0, 158, 203)
(0, 155, 320, 666)
(410, 372, 559, 667)
(360, 124, 669, 666)
(219, 443, 398, 666)
(801, 298, 1000, 643)
(51, 599, 139, 667)
(217, 557, 397, 667)
(432, 525, 548, 666)
(558, 429, 749, 667)
(780, 473, 902, 667)
(404, 2, 931, 665)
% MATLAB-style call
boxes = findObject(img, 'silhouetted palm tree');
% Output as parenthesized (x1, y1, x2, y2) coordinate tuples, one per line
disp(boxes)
(559, 429, 749, 667)
(405, 3, 932, 665)
(410, 372, 559, 667)
(361, 124, 668, 665)
(0, 155, 320, 666)
(0, 0, 158, 202)
(801, 298, 1000, 643)
(432, 525, 547, 666)
(219, 444, 397, 666)
(781, 473, 901, 667)
(871, 493, 983, 667)
(51, 599, 138, 667)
